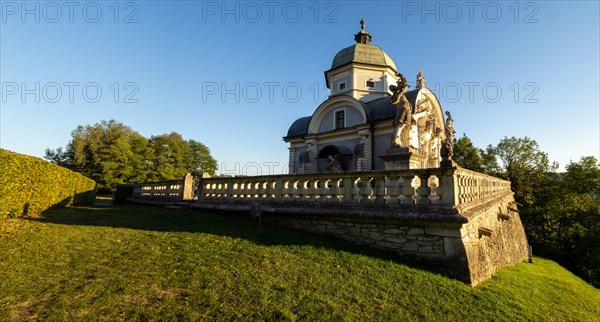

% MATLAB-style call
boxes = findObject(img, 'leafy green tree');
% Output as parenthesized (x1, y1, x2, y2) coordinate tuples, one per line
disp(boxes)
(51, 120, 146, 188)
(480, 145, 501, 176)
(45, 120, 217, 189)
(186, 139, 218, 178)
(561, 156, 600, 195)
(451, 134, 499, 176)
(491, 136, 558, 206)
(43, 146, 71, 167)
(453, 134, 484, 172)
(147, 132, 192, 181)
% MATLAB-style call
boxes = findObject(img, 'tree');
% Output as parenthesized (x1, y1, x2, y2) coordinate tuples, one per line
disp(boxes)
(480, 145, 501, 176)
(453, 134, 484, 172)
(186, 140, 218, 178)
(43, 146, 71, 167)
(491, 136, 558, 206)
(45, 120, 217, 189)
(147, 132, 191, 181)
(452, 134, 500, 176)
(48, 120, 147, 189)
(561, 156, 600, 195)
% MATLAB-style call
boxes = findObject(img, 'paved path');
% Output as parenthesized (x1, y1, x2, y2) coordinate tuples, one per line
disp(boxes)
(94, 196, 113, 206)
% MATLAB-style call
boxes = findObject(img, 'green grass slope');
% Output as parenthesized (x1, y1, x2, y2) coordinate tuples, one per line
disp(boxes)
(1, 205, 598, 321)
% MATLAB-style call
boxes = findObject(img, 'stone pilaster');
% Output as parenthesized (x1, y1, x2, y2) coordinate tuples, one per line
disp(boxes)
(300, 137, 318, 174)
(380, 146, 427, 170)
(354, 126, 372, 171)
(288, 147, 296, 174)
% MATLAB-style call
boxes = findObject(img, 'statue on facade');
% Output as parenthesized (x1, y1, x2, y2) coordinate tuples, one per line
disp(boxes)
(444, 111, 456, 142)
(390, 72, 414, 148)
(416, 69, 426, 89)
(326, 155, 343, 173)
(440, 111, 457, 167)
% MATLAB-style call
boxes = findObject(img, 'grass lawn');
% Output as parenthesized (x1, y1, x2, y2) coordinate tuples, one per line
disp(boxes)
(1, 204, 598, 321)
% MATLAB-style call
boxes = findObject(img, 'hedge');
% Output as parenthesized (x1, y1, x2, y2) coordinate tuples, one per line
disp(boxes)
(0, 149, 97, 220)
(114, 184, 134, 204)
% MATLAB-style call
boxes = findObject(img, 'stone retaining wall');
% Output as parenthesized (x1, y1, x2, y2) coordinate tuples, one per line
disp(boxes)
(262, 215, 471, 279)
(194, 166, 529, 286)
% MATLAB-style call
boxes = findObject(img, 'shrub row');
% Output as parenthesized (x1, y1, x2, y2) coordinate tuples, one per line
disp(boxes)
(114, 184, 134, 204)
(0, 149, 97, 219)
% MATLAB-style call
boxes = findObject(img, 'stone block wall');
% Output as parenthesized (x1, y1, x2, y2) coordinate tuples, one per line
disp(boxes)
(263, 215, 471, 282)
(460, 194, 529, 285)
(258, 193, 528, 285)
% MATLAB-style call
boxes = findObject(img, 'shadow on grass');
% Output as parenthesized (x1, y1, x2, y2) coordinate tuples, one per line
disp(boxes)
(30, 203, 455, 280)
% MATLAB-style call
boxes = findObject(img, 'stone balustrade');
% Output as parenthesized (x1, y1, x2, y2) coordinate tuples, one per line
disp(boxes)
(198, 167, 512, 212)
(454, 168, 512, 212)
(132, 173, 194, 201)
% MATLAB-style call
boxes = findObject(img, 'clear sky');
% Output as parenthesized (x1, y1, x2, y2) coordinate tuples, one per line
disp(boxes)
(1, 0, 598, 175)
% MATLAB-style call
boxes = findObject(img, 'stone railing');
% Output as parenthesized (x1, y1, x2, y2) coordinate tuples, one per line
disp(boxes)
(132, 173, 194, 201)
(197, 167, 512, 211)
(454, 168, 512, 211)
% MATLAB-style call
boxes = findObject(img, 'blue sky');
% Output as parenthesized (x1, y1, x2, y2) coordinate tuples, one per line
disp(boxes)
(1, 0, 598, 175)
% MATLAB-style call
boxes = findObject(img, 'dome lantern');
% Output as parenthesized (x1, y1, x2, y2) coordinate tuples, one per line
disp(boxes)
(354, 18, 372, 44)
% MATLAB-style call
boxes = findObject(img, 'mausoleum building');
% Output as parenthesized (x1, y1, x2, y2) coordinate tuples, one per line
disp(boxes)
(285, 19, 447, 174)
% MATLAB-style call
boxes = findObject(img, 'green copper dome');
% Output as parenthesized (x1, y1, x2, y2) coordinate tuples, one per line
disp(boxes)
(330, 43, 397, 71)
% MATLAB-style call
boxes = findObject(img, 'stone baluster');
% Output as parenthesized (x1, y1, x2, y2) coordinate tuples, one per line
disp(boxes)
(351, 177, 361, 202)
(288, 180, 297, 200)
(372, 176, 386, 204)
(245, 181, 253, 199)
(215, 183, 222, 199)
(223, 182, 230, 199)
(331, 179, 342, 202)
(416, 174, 431, 205)
(288, 180, 298, 200)
(298, 179, 309, 201)
(253, 181, 261, 200)
(465, 176, 472, 202)
(386, 175, 400, 205)
(281, 180, 288, 200)
(342, 177, 353, 202)
(308, 179, 319, 202)
(269, 180, 276, 200)
(470, 177, 477, 201)
(358, 176, 372, 204)
(274, 179, 283, 201)
(203, 183, 211, 199)
(213, 183, 220, 199)
(457, 175, 466, 203)
(318, 179, 329, 202)
(400, 175, 416, 204)
(257, 181, 266, 199)
(229, 182, 237, 199)
(428, 176, 440, 204)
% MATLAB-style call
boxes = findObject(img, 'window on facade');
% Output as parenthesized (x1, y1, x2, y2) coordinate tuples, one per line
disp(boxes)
(339, 82, 346, 90)
(335, 110, 345, 129)
(366, 80, 375, 88)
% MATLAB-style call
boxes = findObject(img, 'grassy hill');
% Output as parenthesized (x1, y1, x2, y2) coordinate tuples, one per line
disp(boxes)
(1, 204, 598, 321)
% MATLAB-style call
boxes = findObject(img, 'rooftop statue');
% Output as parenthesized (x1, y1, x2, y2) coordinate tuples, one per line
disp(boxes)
(390, 72, 414, 148)
(440, 110, 457, 167)
(416, 69, 426, 89)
